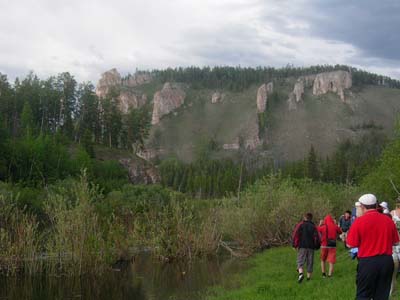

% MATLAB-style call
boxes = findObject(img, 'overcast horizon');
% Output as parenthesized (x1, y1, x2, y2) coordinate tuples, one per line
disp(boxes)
(1, 0, 399, 83)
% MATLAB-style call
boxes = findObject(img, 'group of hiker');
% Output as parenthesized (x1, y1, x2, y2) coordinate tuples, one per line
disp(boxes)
(292, 194, 400, 300)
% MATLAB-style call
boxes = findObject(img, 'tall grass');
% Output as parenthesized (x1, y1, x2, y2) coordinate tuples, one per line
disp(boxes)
(0, 173, 360, 275)
(0, 192, 42, 275)
(44, 172, 114, 275)
(219, 176, 359, 255)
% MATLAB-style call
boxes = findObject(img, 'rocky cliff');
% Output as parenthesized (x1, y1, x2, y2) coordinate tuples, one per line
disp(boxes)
(151, 83, 186, 125)
(288, 71, 351, 109)
(119, 158, 160, 184)
(257, 82, 273, 113)
(96, 68, 122, 98)
(119, 91, 147, 114)
(313, 70, 352, 101)
(96, 68, 151, 113)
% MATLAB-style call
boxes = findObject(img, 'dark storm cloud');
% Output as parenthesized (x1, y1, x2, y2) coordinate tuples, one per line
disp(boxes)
(262, 0, 400, 61)
(309, 0, 400, 61)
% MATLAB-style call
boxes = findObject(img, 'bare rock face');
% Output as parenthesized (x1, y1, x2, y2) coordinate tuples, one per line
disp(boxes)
(119, 158, 160, 184)
(119, 91, 147, 114)
(313, 70, 352, 102)
(211, 91, 224, 104)
(96, 69, 152, 113)
(136, 148, 165, 161)
(257, 82, 273, 113)
(245, 122, 261, 150)
(293, 79, 305, 103)
(96, 68, 122, 98)
(123, 73, 152, 87)
(151, 83, 186, 125)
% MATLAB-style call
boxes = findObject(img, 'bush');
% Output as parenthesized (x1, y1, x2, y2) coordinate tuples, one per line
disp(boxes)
(219, 176, 359, 254)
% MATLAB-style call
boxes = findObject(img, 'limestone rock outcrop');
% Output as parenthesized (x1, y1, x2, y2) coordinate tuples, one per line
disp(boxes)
(312, 70, 352, 102)
(288, 74, 316, 106)
(119, 158, 160, 184)
(211, 91, 224, 104)
(123, 73, 152, 88)
(257, 82, 273, 113)
(245, 122, 261, 150)
(293, 80, 305, 103)
(96, 68, 122, 98)
(119, 91, 147, 114)
(151, 83, 186, 125)
(96, 68, 152, 113)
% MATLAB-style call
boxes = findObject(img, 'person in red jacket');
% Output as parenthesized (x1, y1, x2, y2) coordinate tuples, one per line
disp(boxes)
(347, 194, 399, 300)
(318, 214, 342, 278)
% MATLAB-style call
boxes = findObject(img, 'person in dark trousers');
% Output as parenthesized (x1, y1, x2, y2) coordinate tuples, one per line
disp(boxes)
(318, 215, 342, 278)
(292, 212, 320, 283)
(347, 194, 400, 300)
(339, 210, 352, 247)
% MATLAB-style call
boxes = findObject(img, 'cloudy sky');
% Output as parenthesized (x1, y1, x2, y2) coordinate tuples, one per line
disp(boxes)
(0, 0, 399, 82)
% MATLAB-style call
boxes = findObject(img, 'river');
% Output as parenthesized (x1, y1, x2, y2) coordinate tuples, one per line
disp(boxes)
(0, 253, 246, 300)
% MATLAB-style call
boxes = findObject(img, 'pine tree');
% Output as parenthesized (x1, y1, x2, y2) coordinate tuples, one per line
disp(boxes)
(307, 145, 319, 181)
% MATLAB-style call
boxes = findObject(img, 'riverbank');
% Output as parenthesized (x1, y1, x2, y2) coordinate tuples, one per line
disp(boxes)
(207, 245, 400, 300)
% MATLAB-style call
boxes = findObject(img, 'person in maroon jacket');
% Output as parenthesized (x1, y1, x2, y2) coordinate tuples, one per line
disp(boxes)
(292, 212, 320, 283)
(317, 215, 342, 278)
(347, 194, 400, 300)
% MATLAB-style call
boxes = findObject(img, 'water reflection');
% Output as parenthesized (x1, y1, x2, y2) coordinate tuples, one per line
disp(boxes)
(0, 253, 246, 300)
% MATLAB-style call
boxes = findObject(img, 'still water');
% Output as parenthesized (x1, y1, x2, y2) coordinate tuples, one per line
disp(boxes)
(0, 254, 246, 300)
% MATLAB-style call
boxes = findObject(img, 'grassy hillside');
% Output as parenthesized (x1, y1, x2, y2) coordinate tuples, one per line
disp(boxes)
(207, 245, 399, 300)
(144, 81, 400, 163)
(147, 86, 259, 162)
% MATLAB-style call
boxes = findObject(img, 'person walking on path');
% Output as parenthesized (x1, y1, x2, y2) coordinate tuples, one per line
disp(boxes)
(292, 212, 320, 283)
(318, 215, 342, 278)
(347, 194, 399, 300)
(338, 210, 351, 246)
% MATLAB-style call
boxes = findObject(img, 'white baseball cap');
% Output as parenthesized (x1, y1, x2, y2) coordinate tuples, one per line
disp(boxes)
(355, 201, 361, 207)
(380, 201, 389, 210)
(358, 194, 377, 206)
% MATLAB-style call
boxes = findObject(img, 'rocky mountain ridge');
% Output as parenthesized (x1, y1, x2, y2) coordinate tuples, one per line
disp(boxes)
(95, 68, 400, 163)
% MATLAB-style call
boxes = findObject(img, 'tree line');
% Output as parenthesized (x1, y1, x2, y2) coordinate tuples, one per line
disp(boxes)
(158, 131, 388, 198)
(152, 65, 400, 91)
(0, 72, 151, 152)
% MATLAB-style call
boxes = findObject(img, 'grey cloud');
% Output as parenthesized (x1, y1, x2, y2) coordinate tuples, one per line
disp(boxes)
(0, 0, 399, 81)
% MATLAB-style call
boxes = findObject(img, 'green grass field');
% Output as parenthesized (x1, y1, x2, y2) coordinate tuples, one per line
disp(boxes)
(207, 245, 399, 300)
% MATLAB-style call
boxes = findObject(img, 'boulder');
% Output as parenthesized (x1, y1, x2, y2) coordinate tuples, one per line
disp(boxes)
(257, 82, 273, 113)
(313, 70, 352, 102)
(119, 158, 160, 184)
(151, 83, 186, 125)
